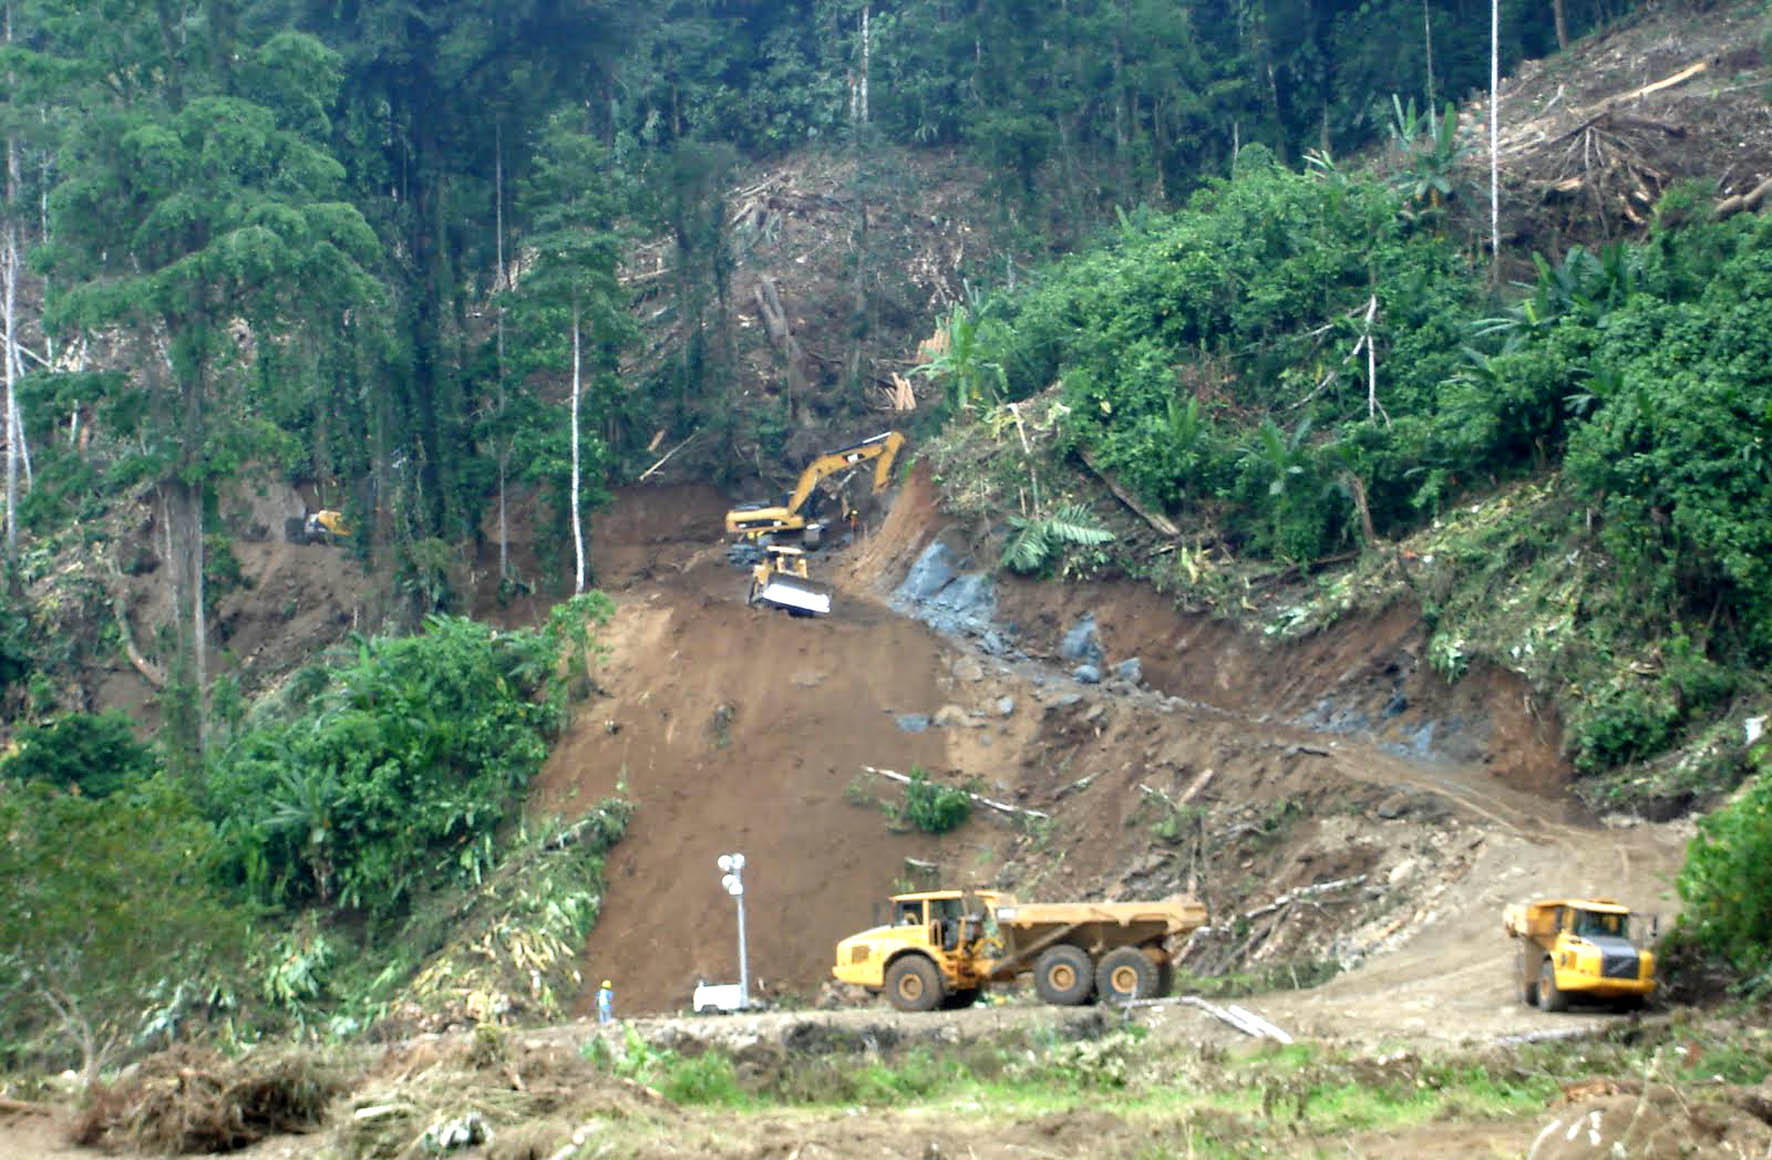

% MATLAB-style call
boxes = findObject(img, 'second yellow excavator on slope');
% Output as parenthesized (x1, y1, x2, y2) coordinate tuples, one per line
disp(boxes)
(724, 430, 906, 547)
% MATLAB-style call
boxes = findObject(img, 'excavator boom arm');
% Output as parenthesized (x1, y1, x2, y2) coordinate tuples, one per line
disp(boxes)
(784, 431, 906, 517)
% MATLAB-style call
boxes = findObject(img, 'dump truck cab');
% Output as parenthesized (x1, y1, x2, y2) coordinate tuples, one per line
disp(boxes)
(1504, 897, 1656, 1012)
(833, 890, 1002, 1011)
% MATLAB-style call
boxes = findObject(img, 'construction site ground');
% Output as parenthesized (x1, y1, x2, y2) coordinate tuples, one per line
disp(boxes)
(6, 469, 1762, 1159)
(535, 468, 1688, 1035)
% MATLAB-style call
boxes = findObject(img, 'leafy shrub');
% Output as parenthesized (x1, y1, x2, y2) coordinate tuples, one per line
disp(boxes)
(896, 769, 973, 834)
(1671, 755, 1772, 985)
(1001, 504, 1115, 574)
(2, 709, 158, 798)
(0, 780, 247, 1078)
(207, 604, 608, 922)
(661, 1051, 746, 1106)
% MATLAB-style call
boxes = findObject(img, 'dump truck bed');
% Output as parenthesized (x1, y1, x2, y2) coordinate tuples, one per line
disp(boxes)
(986, 897, 1209, 979)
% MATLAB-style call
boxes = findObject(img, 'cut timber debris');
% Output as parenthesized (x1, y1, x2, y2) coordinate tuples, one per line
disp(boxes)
(862, 766, 1050, 821)
(1239, 875, 1370, 923)
(1715, 176, 1772, 221)
(1180, 996, 1296, 1043)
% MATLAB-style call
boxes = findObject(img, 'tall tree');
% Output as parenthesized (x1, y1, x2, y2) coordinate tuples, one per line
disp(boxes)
(511, 111, 633, 594)
(41, 18, 378, 771)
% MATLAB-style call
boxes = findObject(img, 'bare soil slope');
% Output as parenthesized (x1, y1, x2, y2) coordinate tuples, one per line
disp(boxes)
(534, 468, 1687, 1041)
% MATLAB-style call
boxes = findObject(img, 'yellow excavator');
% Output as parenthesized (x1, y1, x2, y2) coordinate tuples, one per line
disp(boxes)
(724, 430, 906, 547)
(285, 508, 351, 546)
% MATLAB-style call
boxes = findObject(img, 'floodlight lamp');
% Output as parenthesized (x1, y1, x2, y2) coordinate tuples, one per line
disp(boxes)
(717, 854, 733, 872)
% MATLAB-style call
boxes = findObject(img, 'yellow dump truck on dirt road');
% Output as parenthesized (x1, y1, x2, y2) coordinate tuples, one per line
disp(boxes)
(833, 889, 1208, 1012)
(1505, 898, 1656, 1012)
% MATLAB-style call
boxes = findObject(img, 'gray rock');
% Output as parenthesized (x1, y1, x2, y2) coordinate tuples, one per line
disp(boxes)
(1072, 664, 1101, 684)
(932, 704, 971, 728)
(1114, 657, 1143, 685)
(996, 696, 1016, 717)
(897, 542, 958, 603)
(1060, 613, 1103, 665)
(895, 713, 931, 734)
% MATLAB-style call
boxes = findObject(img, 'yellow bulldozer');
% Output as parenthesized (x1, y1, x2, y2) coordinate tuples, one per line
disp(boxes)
(833, 888, 1208, 1011)
(1504, 897, 1657, 1012)
(746, 544, 831, 616)
(724, 430, 905, 547)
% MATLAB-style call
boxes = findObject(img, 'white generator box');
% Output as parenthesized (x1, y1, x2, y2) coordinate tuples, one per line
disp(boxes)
(692, 981, 746, 1014)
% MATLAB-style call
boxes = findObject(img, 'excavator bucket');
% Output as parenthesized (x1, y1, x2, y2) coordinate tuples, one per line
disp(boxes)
(754, 573, 832, 616)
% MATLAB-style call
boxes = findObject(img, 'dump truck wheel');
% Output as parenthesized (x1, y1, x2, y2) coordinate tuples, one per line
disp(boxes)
(1538, 959, 1568, 1013)
(1096, 947, 1159, 1003)
(884, 956, 943, 1013)
(1033, 945, 1094, 1006)
(941, 988, 980, 1010)
(1517, 946, 1538, 1006)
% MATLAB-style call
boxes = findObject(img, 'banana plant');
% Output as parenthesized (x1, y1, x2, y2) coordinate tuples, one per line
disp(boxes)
(912, 287, 1010, 411)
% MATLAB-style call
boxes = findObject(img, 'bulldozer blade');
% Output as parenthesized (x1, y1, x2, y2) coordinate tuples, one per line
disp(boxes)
(758, 577, 832, 616)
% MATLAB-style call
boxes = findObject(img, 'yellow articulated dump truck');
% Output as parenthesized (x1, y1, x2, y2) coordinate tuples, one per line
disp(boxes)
(1504, 898, 1656, 1012)
(833, 889, 1208, 1012)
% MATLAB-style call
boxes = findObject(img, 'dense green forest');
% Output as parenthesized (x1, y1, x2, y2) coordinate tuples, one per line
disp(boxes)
(0, 0, 1642, 761)
(3, 0, 1770, 1079)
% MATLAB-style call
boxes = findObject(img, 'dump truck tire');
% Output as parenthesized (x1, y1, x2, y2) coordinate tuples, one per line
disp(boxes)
(1517, 947, 1539, 1007)
(1538, 959, 1568, 1013)
(1096, 947, 1159, 1003)
(1033, 945, 1095, 1006)
(884, 955, 943, 1013)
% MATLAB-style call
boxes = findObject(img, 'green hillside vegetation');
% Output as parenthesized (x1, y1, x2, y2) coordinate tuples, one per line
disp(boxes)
(1, 596, 627, 1076)
(925, 156, 1770, 806)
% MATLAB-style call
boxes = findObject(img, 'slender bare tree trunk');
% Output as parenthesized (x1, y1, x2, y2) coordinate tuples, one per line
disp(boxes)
(570, 294, 585, 595)
(859, 5, 870, 125)
(1423, 0, 1436, 108)
(1552, 0, 1568, 51)
(494, 128, 509, 580)
(4, 177, 18, 556)
(4, 0, 18, 554)
(1490, 0, 1501, 271)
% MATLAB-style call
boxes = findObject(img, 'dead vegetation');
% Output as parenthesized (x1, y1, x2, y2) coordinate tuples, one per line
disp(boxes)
(338, 1028, 663, 1160)
(1458, 1, 1772, 253)
(70, 1045, 350, 1155)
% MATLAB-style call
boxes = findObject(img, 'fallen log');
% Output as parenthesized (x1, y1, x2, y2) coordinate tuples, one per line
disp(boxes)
(1715, 175, 1772, 221)
(862, 766, 1050, 821)
(1079, 450, 1180, 539)
(1180, 995, 1295, 1043)
(1227, 1003, 1296, 1045)
(0, 1097, 49, 1116)
(638, 431, 699, 481)
(1237, 875, 1370, 923)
